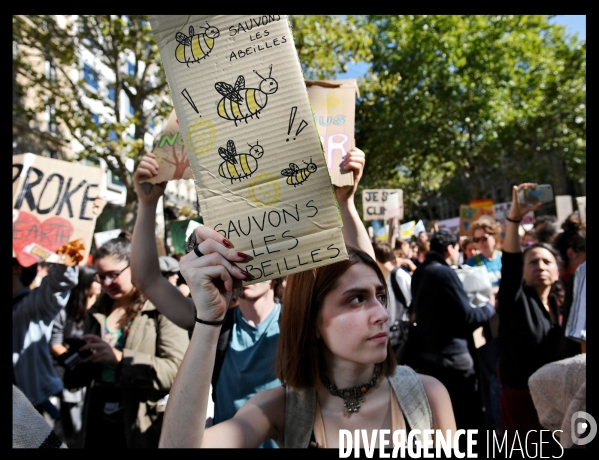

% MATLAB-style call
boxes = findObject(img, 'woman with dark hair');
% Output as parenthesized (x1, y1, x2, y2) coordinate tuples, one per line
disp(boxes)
(50, 265, 101, 448)
(78, 231, 189, 448)
(498, 183, 565, 447)
(158, 226, 456, 449)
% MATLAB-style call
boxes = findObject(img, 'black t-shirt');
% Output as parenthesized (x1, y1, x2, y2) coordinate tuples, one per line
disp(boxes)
(497, 251, 561, 389)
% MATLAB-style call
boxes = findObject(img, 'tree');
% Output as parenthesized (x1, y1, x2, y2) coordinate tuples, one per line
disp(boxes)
(13, 15, 172, 231)
(356, 15, 586, 220)
(289, 15, 375, 79)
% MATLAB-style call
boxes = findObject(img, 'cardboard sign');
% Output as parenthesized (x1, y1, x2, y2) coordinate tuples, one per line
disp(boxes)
(13, 153, 104, 267)
(576, 196, 586, 222)
(305, 79, 359, 187)
(459, 205, 494, 236)
(148, 109, 193, 183)
(362, 189, 403, 221)
(149, 15, 348, 285)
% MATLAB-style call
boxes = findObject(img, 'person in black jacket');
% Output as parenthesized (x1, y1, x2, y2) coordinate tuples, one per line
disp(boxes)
(498, 183, 564, 447)
(411, 230, 496, 431)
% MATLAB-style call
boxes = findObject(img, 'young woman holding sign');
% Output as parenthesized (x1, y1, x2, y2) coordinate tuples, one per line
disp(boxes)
(158, 229, 456, 449)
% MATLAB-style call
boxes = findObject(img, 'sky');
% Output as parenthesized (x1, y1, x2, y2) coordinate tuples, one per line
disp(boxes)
(337, 15, 586, 80)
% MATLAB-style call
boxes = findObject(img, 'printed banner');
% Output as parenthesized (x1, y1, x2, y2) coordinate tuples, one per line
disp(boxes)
(149, 15, 348, 285)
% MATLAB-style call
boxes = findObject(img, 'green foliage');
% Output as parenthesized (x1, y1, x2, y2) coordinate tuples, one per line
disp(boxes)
(355, 15, 585, 219)
(289, 15, 375, 79)
(13, 15, 172, 231)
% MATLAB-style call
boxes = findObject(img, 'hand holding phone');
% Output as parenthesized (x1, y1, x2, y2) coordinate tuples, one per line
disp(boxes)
(517, 184, 554, 205)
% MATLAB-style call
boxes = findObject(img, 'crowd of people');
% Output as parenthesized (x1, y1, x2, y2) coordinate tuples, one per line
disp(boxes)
(13, 146, 586, 451)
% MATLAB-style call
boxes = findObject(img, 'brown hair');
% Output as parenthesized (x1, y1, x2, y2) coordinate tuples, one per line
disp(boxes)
(372, 241, 392, 264)
(276, 245, 396, 390)
(95, 231, 146, 323)
(469, 217, 502, 238)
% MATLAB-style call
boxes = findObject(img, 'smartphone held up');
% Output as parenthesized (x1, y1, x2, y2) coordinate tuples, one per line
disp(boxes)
(517, 184, 554, 205)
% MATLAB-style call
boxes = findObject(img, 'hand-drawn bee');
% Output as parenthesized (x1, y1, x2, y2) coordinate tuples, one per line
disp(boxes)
(175, 24, 220, 66)
(281, 159, 317, 187)
(218, 139, 264, 183)
(215, 66, 278, 126)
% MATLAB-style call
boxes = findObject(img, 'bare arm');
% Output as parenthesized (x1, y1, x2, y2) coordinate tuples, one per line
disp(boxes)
(335, 147, 374, 259)
(503, 183, 542, 254)
(130, 153, 195, 331)
(159, 226, 255, 447)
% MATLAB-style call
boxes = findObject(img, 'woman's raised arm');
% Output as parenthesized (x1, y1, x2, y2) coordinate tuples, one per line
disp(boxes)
(159, 226, 251, 447)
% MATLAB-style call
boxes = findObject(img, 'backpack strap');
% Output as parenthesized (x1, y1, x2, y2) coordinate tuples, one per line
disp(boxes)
(389, 365, 433, 439)
(284, 385, 317, 448)
(390, 267, 408, 324)
(210, 307, 236, 399)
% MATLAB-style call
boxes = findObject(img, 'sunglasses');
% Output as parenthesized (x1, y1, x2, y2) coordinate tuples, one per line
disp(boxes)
(94, 264, 130, 284)
(473, 235, 490, 244)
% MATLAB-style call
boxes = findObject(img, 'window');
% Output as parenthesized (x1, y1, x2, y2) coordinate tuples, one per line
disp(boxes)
(108, 130, 119, 141)
(46, 149, 58, 159)
(108, 85, 116, 103)
(91, 113, 100, 126)
(129, 100, 135, 115)
(107, 169, 125, 191)
(47, 105, 58, 134)
(128, 61, 135, 77)
(83, 63, 99, 90)
(47, 63, 57, 83)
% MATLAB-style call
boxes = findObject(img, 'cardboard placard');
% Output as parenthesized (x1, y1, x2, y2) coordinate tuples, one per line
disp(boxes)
(148, 15, 348, 285)
(459, 205, 494, 236)
(362, 189, 403, 221)
(148, 109, 193, 183)
(13, 153, 104, 267)
(305, 79, 359, 187)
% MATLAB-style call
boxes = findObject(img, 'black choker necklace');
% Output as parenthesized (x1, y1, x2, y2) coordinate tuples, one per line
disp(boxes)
(321, 365, 380, 413)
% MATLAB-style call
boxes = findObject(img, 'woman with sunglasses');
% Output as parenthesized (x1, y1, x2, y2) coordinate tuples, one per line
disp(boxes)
(159, 226, 457, 449)
(77, 231, 190, 448)
(466, 218, 503, 294)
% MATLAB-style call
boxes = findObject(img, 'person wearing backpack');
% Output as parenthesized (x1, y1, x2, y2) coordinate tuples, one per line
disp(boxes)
(372, 241, 413, 365)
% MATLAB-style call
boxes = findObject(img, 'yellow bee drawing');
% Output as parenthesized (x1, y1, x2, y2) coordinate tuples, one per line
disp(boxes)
(215, 66, 278, 126)
(175, 24, 220, 66)
(218, 139, 264, 184)
(281, 159, 317, 187)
